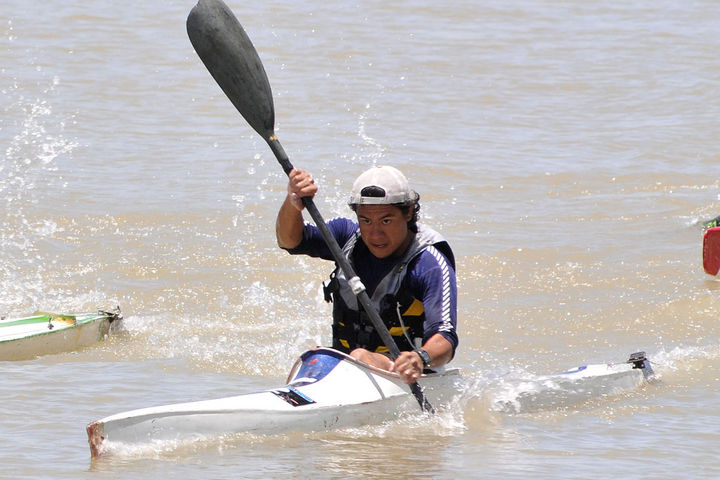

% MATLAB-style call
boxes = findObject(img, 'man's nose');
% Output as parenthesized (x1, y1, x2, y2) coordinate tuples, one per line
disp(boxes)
(367, 223, 382, 236)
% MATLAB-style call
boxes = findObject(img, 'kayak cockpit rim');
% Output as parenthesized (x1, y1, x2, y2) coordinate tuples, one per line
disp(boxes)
(285, 347, 460, 385)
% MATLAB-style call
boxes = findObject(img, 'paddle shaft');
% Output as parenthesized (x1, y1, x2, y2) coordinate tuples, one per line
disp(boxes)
(268, 137, 402, 359)
(187, 0, 432, 411)
(268, 124, 432, 411)
(272, 139, 432, 411)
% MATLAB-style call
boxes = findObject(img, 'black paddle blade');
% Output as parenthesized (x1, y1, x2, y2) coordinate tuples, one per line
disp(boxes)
(187, 0, 275, 140)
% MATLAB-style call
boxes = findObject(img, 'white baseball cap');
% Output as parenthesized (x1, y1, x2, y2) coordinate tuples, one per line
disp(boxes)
(348, 165, 418, 205)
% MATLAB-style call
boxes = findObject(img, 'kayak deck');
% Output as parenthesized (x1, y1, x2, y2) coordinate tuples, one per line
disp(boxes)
(0, 308, 122, 361)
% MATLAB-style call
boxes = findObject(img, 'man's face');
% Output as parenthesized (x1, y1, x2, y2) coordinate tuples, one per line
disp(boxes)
(356, 204, 412, 259)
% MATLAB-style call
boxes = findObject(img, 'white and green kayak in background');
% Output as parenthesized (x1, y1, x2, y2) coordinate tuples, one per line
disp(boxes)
(0, 308, 122, 361)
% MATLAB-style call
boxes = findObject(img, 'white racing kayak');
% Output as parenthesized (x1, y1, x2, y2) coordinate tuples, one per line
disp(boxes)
(87, 347, 462, 457)
(0, 308, 122, 361)
(87, 349, 654, 457)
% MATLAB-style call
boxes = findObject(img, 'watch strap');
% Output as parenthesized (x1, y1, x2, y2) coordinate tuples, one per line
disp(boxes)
(417, 349, 431, 368)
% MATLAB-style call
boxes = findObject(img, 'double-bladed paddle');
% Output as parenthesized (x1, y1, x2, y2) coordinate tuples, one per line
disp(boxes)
(186, 0, 433, 412)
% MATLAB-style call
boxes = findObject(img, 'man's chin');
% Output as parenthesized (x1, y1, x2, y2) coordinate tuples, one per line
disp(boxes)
(369, 247, 391, 258)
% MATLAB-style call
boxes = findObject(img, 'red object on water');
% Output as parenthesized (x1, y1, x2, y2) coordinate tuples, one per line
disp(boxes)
(702, 227, 720, 275)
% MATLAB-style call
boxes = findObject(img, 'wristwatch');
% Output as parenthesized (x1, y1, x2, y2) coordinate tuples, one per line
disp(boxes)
(417, 349, 431, 368)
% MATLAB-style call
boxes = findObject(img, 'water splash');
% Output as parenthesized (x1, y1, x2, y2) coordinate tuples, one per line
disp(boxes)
(1, 73, 78, 312)
(451, 350, 659, 419)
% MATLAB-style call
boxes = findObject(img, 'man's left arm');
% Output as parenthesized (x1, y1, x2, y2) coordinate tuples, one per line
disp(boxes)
(390, 246, 458, 384)
(415, 246, 458, 368)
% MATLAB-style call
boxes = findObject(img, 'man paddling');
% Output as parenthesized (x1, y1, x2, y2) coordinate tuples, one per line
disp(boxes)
(276, 165, 458, 385)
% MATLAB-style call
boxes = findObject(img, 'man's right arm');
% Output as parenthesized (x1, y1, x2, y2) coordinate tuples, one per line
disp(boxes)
(275, 168, 318, 249)
(276, 195, 306, 249)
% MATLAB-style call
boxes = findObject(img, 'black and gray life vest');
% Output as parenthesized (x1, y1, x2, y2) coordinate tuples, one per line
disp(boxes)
(323, 224, 455, 354)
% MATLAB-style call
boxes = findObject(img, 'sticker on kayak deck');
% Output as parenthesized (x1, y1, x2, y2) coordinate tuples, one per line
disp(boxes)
(272, 387, 315, 407)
